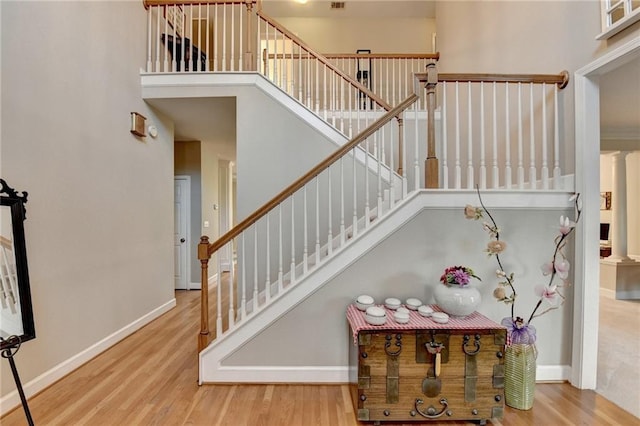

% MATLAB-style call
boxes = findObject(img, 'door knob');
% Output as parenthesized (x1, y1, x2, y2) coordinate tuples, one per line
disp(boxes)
(180, 238, 186, 243)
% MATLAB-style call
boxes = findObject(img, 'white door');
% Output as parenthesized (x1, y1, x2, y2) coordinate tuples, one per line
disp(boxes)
(174, 176, 190, 290)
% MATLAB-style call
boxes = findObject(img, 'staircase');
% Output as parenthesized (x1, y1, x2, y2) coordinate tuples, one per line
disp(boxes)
(140, 0, 574, 385)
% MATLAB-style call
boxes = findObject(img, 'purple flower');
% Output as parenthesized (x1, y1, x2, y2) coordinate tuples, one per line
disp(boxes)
(501, 316, 537, 345)
(453, 269, 470, 285)
(440, 265, 481, 287)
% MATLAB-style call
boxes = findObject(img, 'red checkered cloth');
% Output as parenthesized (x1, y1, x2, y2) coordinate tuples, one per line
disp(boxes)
(346, 304, 506, 345)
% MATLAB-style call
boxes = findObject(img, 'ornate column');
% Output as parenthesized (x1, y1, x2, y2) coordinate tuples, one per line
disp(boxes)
(610, 151, 631, 261)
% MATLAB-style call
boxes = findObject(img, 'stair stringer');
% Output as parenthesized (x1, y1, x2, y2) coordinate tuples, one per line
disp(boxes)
(199, 190, 428, 384)
(141, 72, 398, 184)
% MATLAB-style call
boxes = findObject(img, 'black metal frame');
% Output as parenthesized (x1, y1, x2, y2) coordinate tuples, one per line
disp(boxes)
(0, 179, 34, 425)
(0, 179, 34, 350)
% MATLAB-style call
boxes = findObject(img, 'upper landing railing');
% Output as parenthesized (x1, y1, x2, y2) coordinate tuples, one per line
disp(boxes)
(143, 0, 571, 191)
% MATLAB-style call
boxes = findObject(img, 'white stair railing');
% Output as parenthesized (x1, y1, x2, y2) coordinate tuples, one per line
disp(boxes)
(323, 53, 439, 111)
(1, 236, 22, 336)
(198, 90, 421, 351)
(255, 10, 394, 137)
(415, 72, 571, 190)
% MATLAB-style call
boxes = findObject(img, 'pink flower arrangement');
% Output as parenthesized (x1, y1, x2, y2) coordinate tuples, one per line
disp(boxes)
(440, 265, 481, 287)
(465, 189, 582, 344)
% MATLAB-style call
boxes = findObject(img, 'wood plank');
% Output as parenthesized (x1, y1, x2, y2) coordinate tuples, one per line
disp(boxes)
(1, 283, 637, 426)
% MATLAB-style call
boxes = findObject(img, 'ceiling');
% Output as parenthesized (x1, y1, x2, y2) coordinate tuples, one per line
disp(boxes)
(154, 1, 639, 145)
(261, 0, 436, 19)
(599, 55, 640, 140)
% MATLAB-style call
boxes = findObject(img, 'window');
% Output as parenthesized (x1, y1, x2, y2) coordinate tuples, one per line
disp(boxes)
(597, 0, 640, 39)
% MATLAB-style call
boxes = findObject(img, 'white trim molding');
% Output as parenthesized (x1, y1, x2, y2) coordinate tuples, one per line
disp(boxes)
(0, 299, 176, 416)
(573, 36, 640, 390)
(200, 364, 569, 384)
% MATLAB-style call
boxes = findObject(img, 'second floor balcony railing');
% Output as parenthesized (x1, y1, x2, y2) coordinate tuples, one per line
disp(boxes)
(142, 1, 572, 192)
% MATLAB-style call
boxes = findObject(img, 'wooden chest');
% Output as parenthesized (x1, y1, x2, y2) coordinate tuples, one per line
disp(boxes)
(347, 305, 506, 424)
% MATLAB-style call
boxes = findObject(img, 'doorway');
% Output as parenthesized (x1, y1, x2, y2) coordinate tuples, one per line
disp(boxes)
(573, 37, 640, 391)
(174, 176, 191, 290)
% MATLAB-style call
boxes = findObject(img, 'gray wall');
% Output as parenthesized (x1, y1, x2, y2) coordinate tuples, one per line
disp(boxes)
(435, 0, 603, 179)
(1, 1, 174, 398)
(226, 207, 574, 367)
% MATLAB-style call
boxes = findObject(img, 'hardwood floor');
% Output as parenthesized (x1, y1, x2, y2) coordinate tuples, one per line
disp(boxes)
(1, 288, 637, 425)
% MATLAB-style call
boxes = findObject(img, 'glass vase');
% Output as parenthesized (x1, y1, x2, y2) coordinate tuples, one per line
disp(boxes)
(504, 343, 537, 410)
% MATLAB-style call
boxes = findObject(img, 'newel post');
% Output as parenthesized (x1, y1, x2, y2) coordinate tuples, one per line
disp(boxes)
(425, 61, 439, 188)
(198, 236, 211, 353)
(245, 0, 255, 71)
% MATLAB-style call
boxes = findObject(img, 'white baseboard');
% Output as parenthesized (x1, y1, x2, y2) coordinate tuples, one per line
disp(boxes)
(536, 364, 571, 382)
(600, 287, 616, 299)
(189, 273, 218, 290)
(199, 363, 569, 384)
(0, 298, 176, 416)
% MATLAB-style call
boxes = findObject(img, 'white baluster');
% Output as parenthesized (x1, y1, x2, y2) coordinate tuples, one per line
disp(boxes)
(455, 82, 461, 189)
(414, 99, 420, 191)
(238, 3, 242, 72)
(165, 7, 171, 71)
(480, 82, 487, 189)
(327, 167, 333, 257)
(263, 21, 269, 77)
(315, 58, 320, 113)
(303, 186, 308, 274)
(228, 242, 235, 327)
(278, 204, 283, 293)
(541, 83, 549, 189)
(273, 26, 278, 86)
(156, 6, 162, 72)
(505, 83, 512, 188)
(529, 83, 536, 189)
(553, 86, 561, 188)
(197, 5, 202, 72)
(222, 4, 227, 72)
(386, 59, 390, 105)
(377, 133, 383, 215)
(352, 147, 358, 238)
(392, 59, 396, 106)
(253, 226, 258, 310)
(467, 83, 474, 189)
(216, 249, 223, 335)
(307, 52, 312, 109)
(265, 215, 271, 303)
(365, 138, 370, 229)
(517, 82, 524, 189)
(206, 4, 211, 71)
(241, 233, 246, 319)
(442, 82, 449, 189)
(388, 119, 395, 207)
(340, 157, 345, 245)
(492, 82, 499, 189)
(147, 7, 152, 72)
(296, 46, 302, 102)
(315, 177, 320, 266)
(230, 3, 235, 71)
(290, 196, 296, 285)
(323, 64, 328, 121)
(214, 4, 219, 71)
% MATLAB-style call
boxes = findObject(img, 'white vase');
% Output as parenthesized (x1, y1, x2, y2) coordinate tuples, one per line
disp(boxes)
(433, 284, 481, 318)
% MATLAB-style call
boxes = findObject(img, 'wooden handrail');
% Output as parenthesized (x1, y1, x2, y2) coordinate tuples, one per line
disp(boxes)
(0, 236, 13, 250)
(322, 53, 440, 60)
(415, 71, 570, 89)
(144, 0, 253, 6)
(256, 10, 392, 112)
(204, 93, 419, 257)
